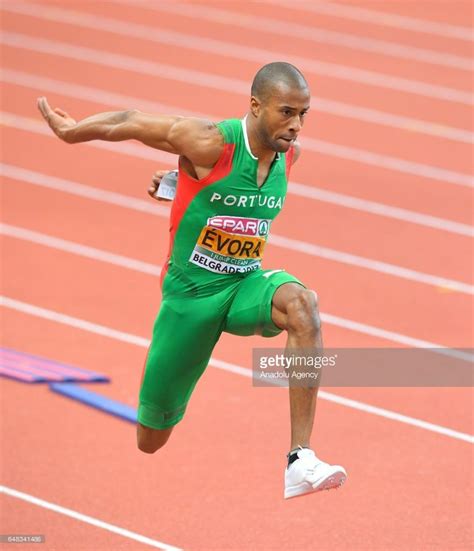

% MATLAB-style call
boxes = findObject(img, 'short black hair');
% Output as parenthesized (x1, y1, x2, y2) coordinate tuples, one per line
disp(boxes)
(251, 62, 308, 101)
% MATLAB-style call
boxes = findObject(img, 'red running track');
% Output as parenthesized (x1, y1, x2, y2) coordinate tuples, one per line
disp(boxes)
(1, 1, 473, 549)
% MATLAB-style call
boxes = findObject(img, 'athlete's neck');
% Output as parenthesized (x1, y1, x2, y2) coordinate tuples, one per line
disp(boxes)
(244, 114, 277, 163)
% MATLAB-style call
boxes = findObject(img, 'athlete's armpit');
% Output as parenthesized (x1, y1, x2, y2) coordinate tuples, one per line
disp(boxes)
(167, 118, 225, 169)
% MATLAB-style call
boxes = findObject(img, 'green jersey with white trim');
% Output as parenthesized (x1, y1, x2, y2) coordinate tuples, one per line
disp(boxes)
(161, 117, 294, 296)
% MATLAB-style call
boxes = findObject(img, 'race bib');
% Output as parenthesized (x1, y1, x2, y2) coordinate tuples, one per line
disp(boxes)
(189, 216, 271, 274)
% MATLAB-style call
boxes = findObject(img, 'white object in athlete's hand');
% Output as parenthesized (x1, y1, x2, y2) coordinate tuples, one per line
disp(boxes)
(155, 170, 178, 200)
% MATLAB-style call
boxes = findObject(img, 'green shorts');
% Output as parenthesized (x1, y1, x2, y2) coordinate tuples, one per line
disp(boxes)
(138, 268, 305, 429)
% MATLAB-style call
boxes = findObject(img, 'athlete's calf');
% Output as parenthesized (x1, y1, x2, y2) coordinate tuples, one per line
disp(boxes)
(271, 284, 322, 450)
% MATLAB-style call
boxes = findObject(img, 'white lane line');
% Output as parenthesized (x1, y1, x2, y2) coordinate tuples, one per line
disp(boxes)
(271, 0, 474, 42)
(1, 296, 473, 443)
(5, 65, 473, 144)
(320, 312, 472, 358)
(1, 69, 201, 117)
(1, 111, 174, 164)
(2, 164, 472, 294)
(301, 136, 473, 188)
(288, 183, 473, 237)
(9, 0, 474, 72)
(1, 224, 162, 276)
(0, 162, 171, 217)
(269, 233, 474, 294)
(0, 486, 182, 551)
(210, 359, 474, 444)
(1, 295, 150, 348)
(2, 25, 472, 110)
(314, 392, 474, 444)
(2, 35, 473, 187)
(311, 97, 473, 144)
(2, 223, 474, 359)
(306, 128, 462, 187)
(109, 0, 473, 70)
(2, 36, 472, 187)
(3, 223, 473, 354)
(3, 109, 474, 238)
(2, 71, 473, 235)
(3, 70, 474, 230)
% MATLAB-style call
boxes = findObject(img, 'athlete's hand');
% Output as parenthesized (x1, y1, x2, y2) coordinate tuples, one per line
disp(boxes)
(148, 170, 173, 202)
(37, 96, 77, 142)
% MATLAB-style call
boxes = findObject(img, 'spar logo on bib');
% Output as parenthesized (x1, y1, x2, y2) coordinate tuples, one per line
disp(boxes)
(189, 216, 272, 274)
(208, 215, 270, 237)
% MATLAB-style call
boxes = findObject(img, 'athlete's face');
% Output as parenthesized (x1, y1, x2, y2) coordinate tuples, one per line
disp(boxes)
(252, 83, 310, 153)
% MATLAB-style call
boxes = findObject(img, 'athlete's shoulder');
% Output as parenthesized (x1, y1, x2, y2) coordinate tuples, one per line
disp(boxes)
(170, 117, 224, 168)
(216, 118, 243, 144)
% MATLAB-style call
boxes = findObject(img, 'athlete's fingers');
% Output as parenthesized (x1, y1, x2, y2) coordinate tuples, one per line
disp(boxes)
(147, 183, 158, 197)
(54, 107, 68, 118)
(37, 97, 62, 131)
(148, 169, 175, 202)
(37, 96, 53, 121)
(54, 107, 77, 126)
(152, 170, 168, 184)
(148, 188, 171, 202)
(148, 183, 172, 202)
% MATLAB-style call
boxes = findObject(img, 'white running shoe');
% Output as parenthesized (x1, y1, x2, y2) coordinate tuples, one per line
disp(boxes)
(284, 447, 347, 499)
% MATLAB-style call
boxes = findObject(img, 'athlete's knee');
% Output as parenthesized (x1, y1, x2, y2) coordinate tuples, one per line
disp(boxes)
(286, 289, 321, 335)
(137, 423, 173, 454)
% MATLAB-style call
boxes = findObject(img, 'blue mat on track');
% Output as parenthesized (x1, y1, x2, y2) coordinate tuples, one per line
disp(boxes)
(50, 383, 137, 423)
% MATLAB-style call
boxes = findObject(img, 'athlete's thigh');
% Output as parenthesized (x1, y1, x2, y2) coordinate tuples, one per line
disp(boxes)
(139, 292, 229, 430)
(223, 269, 305, 338)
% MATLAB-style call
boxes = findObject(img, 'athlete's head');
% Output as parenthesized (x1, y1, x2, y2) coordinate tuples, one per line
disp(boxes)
(250, 62, 310, 153)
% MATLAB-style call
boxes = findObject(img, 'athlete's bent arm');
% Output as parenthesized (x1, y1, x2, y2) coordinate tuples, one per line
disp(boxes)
(37, 97, 223, 168)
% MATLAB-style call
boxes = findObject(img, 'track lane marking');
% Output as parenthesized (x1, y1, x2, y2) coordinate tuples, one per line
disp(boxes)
(1, 26, 473, 113)
(1, 296, 473, 443)
(108, 0, 472, 69)
(5, 1, 472, 71)
(2, 33, 473, 184)
(0, 486, 182, 551)
(271, 1, 474, 41)
(2, 70, 473, 234)
(4, 67, 472, 144)
(2, 162, 472, 294)
(2, 225, 473, 351)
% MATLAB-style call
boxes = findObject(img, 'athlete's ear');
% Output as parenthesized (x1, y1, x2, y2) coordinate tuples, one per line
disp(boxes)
(250, 96, 261, 117)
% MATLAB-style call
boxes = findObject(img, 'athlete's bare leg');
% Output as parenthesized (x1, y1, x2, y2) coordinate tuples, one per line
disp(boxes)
(137, 424, 173, 454)
(136, 348, 173, 453)
(271, 283, 322, 450)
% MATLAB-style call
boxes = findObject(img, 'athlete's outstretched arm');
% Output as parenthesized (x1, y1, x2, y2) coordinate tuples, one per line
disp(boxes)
(37, 97, 223, 167)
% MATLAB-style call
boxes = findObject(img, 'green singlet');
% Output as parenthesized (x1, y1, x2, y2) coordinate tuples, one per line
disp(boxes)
(138, 117, 305, 429)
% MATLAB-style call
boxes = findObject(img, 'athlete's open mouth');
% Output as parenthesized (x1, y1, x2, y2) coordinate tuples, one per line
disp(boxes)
(279, 137, 295, 142)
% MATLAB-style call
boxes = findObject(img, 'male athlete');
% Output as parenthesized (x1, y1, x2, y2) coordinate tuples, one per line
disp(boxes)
(38, 62, 346, 499)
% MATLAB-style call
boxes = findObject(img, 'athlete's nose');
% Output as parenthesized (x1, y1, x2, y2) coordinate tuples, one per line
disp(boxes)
(288, 116, 302, 134)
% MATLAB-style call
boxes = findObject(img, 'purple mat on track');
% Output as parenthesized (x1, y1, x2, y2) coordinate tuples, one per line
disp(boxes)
(0, 347, 109, 383)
